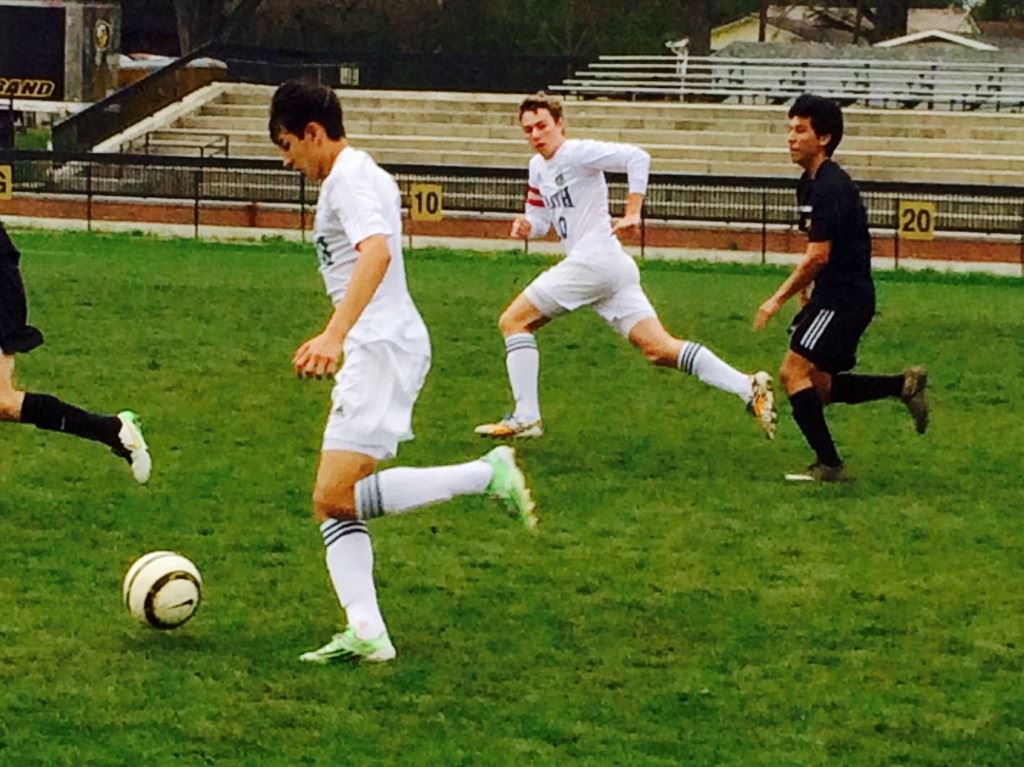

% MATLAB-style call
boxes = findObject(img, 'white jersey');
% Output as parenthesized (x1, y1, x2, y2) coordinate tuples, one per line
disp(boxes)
(313, 146, 430, 356)
(524, 138, 650, 261)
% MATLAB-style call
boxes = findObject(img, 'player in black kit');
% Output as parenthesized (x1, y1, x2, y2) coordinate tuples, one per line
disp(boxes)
(0, 218, 151, 482)
(753, 94, 928, 482)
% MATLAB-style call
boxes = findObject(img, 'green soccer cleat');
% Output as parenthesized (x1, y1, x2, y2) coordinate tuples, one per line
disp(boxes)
(299, 626, 396, 664)
(114, 410, 151, 484)
(482, 445, 537, 530)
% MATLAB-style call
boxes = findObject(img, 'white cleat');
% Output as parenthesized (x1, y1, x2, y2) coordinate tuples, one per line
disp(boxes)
(474, 415, 544, 439)
(747, 371, 777, 440)
(115, 410, 151, 484)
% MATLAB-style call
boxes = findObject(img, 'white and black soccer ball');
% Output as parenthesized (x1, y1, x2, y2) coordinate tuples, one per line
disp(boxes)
(123, 551, 202, 630)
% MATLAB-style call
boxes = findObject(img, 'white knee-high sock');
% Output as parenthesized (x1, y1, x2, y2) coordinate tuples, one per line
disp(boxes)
(505, 333, 540, 423)
(677, 341, 751, 401)
(321, 519, 386, 640)
(355, 461, 493, 520)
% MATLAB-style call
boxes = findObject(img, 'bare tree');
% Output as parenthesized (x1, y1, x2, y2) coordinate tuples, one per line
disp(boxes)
(872, 0, 909, 41)
(172, 0, 267, 54)
(686, 0, 713, 56)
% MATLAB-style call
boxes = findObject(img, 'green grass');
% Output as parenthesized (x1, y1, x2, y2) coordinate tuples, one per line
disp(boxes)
(13, 128, 49, 150)
(1, 230, 1022, 766)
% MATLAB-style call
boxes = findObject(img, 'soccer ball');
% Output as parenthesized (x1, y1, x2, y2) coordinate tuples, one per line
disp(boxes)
(123, 551, 202, 630)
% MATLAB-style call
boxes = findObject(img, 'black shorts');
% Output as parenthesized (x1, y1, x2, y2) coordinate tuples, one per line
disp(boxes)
(788, 301, 873, 374)
(0, 255, 44, 354)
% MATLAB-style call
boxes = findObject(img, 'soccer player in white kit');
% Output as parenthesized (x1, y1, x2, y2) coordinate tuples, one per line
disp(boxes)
(475, 93, 777, 440)
(269, 81, 535, 665)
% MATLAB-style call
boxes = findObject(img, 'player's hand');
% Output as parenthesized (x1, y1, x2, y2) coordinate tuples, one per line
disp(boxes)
(753, 298, 782, 331)
(510, 215, 531, 239)
(797, 285, 810, 308)
(293, 331, 343, 379)
(612, 212, 641, 236)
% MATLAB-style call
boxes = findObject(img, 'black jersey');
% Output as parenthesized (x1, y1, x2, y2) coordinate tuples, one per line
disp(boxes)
(797, 160, 874, 309)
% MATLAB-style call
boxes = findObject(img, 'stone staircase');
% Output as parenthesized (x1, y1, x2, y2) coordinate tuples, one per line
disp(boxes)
(99, 82, 1024, 186)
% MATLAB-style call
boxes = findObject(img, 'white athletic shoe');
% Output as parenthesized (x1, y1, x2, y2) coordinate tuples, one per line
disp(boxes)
(474, 414, 544, 439)
(115, 411, 151, 484)
(747, 372, 777, 440)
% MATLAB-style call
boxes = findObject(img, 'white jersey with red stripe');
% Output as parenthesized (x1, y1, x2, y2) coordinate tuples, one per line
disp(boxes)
(524, 138, 650, 261)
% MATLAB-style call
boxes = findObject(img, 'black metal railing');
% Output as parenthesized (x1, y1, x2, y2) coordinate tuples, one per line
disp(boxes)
(2, 150, 1023, 260)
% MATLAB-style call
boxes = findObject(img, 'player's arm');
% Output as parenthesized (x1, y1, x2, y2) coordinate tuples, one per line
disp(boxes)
(511, 168, 551, 240)
(753, 241, 830, 330)
(293, 234, 390, 378)
(575, 139, 651, 235)
(294, 234, 391, 378)
(613, 192, 645, 236)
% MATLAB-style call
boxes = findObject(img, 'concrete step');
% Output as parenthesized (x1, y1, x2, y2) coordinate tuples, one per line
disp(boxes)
(178, 113, 1024, 155)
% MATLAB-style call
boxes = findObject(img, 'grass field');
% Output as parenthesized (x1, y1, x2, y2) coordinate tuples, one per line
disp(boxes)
(1, 229, 1022, 766)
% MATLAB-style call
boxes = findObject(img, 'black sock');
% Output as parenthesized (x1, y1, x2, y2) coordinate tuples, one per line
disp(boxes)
(788, 387, 842, 467)
(20, 393, 121, 447)
(830, 373, 902, 404)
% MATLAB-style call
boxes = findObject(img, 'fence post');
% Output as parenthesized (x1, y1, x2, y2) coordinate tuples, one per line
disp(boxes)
(760, 188, 767, 265)
(640, 203, 645, 260)
(1019, 198, 1023, 277)
(299, 174, 306, 242)
(193, 168, 201, 239)
(85, 162, 93, 232)
(893, 196, 900, 270)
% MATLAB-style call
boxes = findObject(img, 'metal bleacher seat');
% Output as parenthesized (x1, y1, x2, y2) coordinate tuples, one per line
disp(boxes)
(551, 55, 1024, 112)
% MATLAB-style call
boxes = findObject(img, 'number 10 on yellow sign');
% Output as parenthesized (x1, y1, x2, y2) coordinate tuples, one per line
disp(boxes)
(409, 183, 442, 222)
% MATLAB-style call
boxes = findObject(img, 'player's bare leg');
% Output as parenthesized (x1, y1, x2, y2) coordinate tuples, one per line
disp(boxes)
(628, 317, 777, 439)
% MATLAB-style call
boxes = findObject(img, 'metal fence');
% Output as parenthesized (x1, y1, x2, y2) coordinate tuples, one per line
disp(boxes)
(3, 150, 1023, 261)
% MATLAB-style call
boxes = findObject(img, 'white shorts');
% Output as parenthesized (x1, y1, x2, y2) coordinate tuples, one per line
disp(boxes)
(322, 341, 431, 461)
(523, 255, 656, 337)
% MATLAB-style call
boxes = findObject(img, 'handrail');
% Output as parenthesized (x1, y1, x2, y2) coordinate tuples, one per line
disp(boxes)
(121, 131, 231, 158)
(51, 45, 221, 153)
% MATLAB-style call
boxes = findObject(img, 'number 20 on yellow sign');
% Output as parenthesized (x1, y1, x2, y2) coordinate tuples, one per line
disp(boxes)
(897, 200, 936, 240)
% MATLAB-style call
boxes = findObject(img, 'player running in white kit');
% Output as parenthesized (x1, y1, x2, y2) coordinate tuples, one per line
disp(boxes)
(269, 81, 535, 665)
(475, 92, 777, 440)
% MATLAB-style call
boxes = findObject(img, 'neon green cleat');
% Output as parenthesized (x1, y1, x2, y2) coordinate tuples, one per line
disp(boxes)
(298, 626, 396, 664)
(114, 410, 151, 484)
(482, 445, 537, 530)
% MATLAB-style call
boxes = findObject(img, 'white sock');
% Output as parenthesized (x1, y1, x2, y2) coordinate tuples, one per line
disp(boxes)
(505, 333, 540, 423)
(677, 341, 751, 401)
(321, 519, 386, 640)
(355, 461, 493, 519)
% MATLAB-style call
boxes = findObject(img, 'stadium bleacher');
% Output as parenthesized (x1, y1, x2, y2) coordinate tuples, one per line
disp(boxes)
(94, 80, 1024, 186)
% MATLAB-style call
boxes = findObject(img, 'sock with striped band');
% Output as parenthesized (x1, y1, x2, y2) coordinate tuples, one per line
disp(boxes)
(677, 341, 751, 401)
(354, 461, 493, 520)
(321, 519, 387, 641)
(504, 332, 540, 423)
